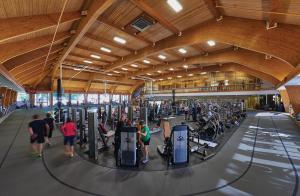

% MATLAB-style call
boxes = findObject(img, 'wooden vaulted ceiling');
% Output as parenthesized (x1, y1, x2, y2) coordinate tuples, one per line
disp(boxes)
(1, 0, 300, 94)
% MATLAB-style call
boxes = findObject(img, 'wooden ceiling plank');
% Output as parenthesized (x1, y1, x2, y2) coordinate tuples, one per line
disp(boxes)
(51, 0, 117, 86)
(0, 31, 70, 64)
(85, 33, 134, 52)
(203, 0, 222, 19)
(5, 44, 63, 71)
(76, 44, 120, 59)
(97, 17, 152, 44)
(104, 16, 300, 72)
(130, 0, 180, 34)
(69, 52, 111, 64)
(0, 11, 81, 44)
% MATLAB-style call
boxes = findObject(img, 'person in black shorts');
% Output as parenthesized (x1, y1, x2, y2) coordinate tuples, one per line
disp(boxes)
(44, 112, 55, 146)
(28, 114, 49, 157)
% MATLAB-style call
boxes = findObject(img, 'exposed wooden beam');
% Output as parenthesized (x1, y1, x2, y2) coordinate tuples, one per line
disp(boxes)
(56, 76, 134, 86)
(125, 48, 293, 82)
(97, 17, 152, 44)
(109, 85, 118, 93)
(33, 69, 53, 88)
(16, 62, 54, 80)
(0, 11, 81, 44)
(104, 16, 300, 72)
(262, 0, 280, 27)
(203, 0, 222, 19)
(69, 52, 111, 64)
(5, 44, 63, 71)
(0, 31, 70, 64)
(85, 33, 134, 52)
(191, 44, 207, 54)
(76, 44, 120, 59)
(19, 68, 51, 84)
(130, 0, 180, 34)
(164, 50, 183, 60)
(51, 0, 116, 88)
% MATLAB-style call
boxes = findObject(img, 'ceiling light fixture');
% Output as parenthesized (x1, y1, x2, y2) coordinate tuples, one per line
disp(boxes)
(158, 54, 166, 60)
(183, 65, 188, 69)
(188, 73, 193, 76)
(100, 47, 111, 53)
(177, 75, 182, 78)
(83, 60, 92, 64)
(107, 73, 113, 76)
(167, 0, 183, 13)
(207, 40, 216, 46)
(90, 54, 101, 59)
(121, 67, 128, 71)
(74, 68, 81, 71)
(168, 77, 172, 80)
(147, 73, 152, 75)
(159, 78, 163, 81)
(113, 36, 126, 44)
(169, 68, 174, 71)
(143, 59, 150, 64)
(178, 48, 187, 54)
(157, 70, 162, 73)
(131, 64, 138, 67)
(200, 72, 207, 75)
(113, 71, 120, 73)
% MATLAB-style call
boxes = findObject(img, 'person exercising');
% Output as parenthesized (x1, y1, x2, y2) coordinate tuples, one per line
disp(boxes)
(114, 114, 125, 165)
(138, 120, 151, 164)
(44, 112, 55, 146)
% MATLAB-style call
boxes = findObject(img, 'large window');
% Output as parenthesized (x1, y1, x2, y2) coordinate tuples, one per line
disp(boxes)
(70, 94, 84, 105)
(88, 94, 98, 104)
(35, 93, 49, 107)
(17, 93, 29, 101)
(112, 94, 120, 103)
(99, 94, 110, 104)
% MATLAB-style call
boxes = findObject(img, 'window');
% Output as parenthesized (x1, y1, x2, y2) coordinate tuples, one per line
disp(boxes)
(17, 93, 28, 101)
(88, 94, 98, 104)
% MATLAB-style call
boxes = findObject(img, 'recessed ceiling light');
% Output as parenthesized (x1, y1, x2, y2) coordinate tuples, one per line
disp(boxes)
(131, 64, 138, 67)
(100, 47, 111, 53)
(158, 54, 166, 60)
(188, 73, 193, 76)
(113, 36, 126, 44)
(107, 73, 113, 76)
(183, 65, 188, 69)
(215, 71, 220, 73)
(74, 68, 81, 71)
(159, 78, 163, 81)
(167, 0, 183, 13)
(178, 48, 187, 54)
(143, 59, 150, 64)
(200, 72, 207, 75)
(113, 71, 120, 73)
(90, 54, 100, 59)
(83, 60, 92, 64)
(207, 40, 216, 46)
(157, 70, 162, 73)
(121, 67, 128, 71)
(169, 68, 174, 71)
(168, 77, 172, 80)
(147, 73, 152, 75)
(177, 75, 182, 78)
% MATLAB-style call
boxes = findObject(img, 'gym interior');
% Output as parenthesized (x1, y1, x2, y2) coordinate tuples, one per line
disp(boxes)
(0, 1, 300, 196)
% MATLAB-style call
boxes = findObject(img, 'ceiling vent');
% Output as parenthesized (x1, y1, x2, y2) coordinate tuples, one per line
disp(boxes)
(131, 15, 153, 32)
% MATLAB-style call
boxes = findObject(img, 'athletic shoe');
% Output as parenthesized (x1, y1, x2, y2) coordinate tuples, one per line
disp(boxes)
(142, 159, 149, 164)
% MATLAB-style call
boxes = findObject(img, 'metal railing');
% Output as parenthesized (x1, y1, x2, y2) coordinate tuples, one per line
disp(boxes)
(145, 84, 273, 94)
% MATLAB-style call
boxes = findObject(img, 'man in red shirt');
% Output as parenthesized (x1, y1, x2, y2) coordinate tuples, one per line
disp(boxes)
(60, 117, 76, 157)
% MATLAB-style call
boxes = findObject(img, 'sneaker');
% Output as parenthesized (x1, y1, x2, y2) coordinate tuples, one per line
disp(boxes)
(142, 159, 149, 164)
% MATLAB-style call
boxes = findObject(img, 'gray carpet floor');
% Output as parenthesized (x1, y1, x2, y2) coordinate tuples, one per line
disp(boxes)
(0, 109, 299, 196)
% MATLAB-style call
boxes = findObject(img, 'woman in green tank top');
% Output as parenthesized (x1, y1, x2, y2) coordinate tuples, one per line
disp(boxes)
(138, 120, 151, 164)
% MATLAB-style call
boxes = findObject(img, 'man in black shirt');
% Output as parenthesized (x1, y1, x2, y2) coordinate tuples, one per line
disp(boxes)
(44, 112, 55, 146)
(28, 114, 49, 157)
